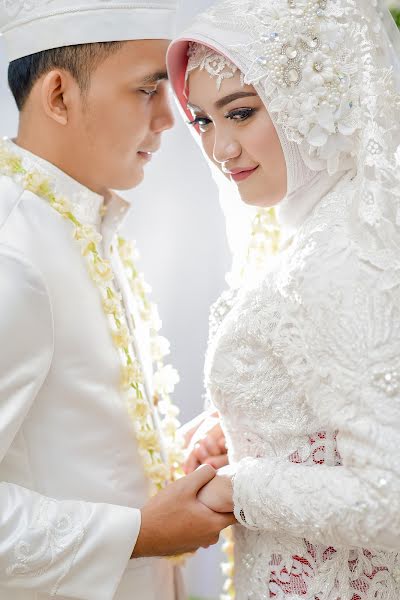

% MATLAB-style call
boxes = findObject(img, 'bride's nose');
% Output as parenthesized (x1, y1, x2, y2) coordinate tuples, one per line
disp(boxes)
(212, 131, 241, 165)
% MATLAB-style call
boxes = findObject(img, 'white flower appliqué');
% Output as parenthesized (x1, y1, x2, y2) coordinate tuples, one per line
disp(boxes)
(199, 0, 363, 175)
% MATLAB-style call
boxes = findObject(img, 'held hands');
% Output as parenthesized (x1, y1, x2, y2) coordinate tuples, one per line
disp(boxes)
(181, 410, 234, 514)
(132, 465, 236, 559)
(197, 465, 236, 514)
(182, 410, 229, 474)
(133, 413, 233, 559)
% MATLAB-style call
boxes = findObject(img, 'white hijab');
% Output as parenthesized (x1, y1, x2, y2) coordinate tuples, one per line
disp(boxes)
(168, 0, 400, 284)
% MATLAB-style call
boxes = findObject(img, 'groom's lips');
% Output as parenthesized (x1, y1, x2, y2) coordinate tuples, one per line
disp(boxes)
(137, 151, 153, 162)
(137, 144, 160, 162)
(227, 166, 259, 183)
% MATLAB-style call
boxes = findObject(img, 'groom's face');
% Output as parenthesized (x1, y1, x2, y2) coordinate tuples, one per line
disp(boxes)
(71, 40, 175, 192)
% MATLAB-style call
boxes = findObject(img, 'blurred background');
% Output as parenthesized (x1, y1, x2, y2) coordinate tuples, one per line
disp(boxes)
(1, 1, 400, 599)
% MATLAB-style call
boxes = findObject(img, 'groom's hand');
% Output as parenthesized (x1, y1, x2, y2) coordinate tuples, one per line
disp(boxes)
(131, 465, 236, 558)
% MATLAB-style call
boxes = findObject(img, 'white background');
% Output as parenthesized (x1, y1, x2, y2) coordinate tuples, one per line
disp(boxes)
(0, 2, 230, 595)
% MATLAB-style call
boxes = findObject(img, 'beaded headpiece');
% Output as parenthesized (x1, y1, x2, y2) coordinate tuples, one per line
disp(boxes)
(178, 0, 363, 176)
(186, 41, 245, 90)
(236, 0, 361, 175)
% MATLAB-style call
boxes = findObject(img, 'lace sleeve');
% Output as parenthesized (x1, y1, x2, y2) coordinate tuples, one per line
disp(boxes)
(0, 246, 140, 599)
(233, 239, 400, 552)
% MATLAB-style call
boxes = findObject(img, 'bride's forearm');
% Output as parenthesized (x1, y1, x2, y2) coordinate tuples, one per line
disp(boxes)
(232, 455, 400, 551)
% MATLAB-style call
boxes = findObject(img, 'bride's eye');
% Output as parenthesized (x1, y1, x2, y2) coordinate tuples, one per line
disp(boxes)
(188, 116, 213, 132)
(225, 107, 255, 122)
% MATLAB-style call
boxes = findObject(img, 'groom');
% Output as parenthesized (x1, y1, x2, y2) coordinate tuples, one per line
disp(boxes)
(0, 1, 235, 599)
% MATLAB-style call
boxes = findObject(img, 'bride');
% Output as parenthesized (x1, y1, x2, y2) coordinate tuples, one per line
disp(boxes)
(168, 0, 400, 598)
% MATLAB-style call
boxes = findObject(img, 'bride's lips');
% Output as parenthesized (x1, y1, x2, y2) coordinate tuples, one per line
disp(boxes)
(228, 166, 259, 182)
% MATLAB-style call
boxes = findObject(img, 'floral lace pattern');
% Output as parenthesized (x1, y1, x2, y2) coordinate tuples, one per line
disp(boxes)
(206, 184, 400, 599)
(5, 495, 85, 594)
(186, 42, 245, 91)
(268, 433, 392, 600)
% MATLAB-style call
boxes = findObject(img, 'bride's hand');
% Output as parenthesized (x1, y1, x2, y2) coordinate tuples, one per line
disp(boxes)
(197, 466, 236, 514)
(183, 414, 228, 474)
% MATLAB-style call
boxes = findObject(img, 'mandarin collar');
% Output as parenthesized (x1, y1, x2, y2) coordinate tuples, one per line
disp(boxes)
(6, 138, 104, 227)
(101, 191, 131, 253)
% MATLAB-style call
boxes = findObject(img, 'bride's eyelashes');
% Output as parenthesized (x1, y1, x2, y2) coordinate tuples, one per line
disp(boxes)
(188, 115, 212, 132)
(225, 107, 256, 122)
(188, 107, 257, 132)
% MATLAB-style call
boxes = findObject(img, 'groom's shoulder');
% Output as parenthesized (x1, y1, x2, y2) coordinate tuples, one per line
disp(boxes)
(0, 173, 55, 247)
(0, 175, 46, 290)
(0, 178, 52, 322)
(0, 175, 53, 282)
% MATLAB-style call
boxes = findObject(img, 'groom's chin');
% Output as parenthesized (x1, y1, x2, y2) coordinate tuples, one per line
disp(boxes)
(109, 166, 145, 191)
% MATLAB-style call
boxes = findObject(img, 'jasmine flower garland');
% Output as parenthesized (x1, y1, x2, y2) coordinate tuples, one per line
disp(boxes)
(0, 139, 185, 497)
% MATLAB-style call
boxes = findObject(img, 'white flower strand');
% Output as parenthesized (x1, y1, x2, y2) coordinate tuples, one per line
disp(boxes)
(118, 236, 184, 482)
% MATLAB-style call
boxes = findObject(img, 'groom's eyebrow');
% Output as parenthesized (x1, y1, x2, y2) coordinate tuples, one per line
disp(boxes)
(215, 91, 257, 109)
(140, 71, 169, 85)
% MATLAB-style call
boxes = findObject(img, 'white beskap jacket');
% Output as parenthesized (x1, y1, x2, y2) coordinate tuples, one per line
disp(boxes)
(0, 140, 182, 600)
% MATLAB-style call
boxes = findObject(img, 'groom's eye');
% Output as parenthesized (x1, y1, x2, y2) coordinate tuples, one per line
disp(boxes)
(188, 116, 213, 132)
(139, 87, 158, 97)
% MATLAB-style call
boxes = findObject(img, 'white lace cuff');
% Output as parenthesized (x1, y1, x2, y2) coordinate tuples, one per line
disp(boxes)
(232, 457, 276, 531)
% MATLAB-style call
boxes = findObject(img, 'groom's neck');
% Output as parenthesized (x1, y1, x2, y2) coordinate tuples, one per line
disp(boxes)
(16, 115, 107, 198)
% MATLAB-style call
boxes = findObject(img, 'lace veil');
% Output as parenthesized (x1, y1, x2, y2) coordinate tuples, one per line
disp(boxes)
(168, 0, 400, 287)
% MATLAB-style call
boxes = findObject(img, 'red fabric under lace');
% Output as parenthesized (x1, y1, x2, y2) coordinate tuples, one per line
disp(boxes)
(268, 431, 386, 599)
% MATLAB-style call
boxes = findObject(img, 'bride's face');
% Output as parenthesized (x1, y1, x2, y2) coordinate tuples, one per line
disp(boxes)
(187, 68, 287, 207)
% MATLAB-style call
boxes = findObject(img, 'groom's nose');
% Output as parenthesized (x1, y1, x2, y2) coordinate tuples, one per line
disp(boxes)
(151, 87, 175, 134)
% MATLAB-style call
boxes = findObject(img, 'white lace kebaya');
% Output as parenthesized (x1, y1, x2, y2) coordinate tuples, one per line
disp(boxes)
(168, 0, 400, 598)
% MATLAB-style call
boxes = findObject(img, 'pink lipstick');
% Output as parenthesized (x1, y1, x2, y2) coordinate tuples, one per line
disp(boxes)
(229, 166, 259, 182)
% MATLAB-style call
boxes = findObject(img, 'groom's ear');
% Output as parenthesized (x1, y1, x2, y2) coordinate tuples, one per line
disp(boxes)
(8, 42, 125, 112)
(40, 69, 73, 126)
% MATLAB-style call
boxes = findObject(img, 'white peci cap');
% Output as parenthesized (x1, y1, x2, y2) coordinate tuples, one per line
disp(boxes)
(0, 0, 178, 62)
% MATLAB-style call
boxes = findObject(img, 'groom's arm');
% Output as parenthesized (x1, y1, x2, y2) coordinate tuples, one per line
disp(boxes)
(0, 247, 138, 600)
